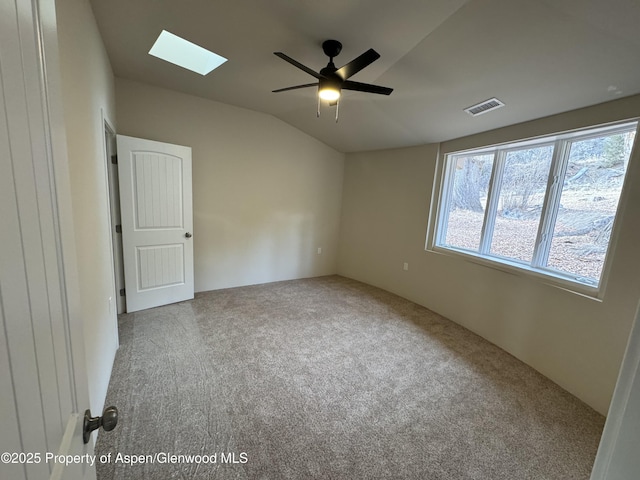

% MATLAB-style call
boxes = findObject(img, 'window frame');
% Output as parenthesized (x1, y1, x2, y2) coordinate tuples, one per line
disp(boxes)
(427, 119, 639, 299)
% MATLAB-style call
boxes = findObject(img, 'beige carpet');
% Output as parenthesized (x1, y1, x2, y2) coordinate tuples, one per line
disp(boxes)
(96, 275, 604, 479)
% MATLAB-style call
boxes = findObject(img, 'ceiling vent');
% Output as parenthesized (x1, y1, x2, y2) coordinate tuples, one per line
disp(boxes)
(464, 97, 505, 117)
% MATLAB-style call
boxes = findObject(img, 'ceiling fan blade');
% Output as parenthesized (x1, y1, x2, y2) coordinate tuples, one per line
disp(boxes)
(272, 83, 318, 93)
(342, 80, 393, 95)
(274, 52, 324, 79)
(335, 49, 380, 80)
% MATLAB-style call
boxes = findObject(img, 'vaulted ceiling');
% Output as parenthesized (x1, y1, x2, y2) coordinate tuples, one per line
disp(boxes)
(89, 0, 640, 152)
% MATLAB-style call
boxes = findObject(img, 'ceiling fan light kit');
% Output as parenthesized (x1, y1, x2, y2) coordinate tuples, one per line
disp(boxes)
(318, 78, 341, 101)
(273, 40, 392, 122)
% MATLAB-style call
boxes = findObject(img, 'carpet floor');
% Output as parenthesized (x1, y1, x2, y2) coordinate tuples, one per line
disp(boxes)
(95, 275, 604, 479)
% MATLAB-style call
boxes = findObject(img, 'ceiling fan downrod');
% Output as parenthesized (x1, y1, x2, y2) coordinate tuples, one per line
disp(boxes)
(322, 39, 342, 64)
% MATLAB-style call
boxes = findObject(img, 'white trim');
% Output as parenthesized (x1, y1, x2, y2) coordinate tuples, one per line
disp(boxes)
(100, 110, 121, 339)
(480, 150, 504, 254)
(441, 119, 639, 157)
(532, 140, 567, 268)
(425, 144, 445, 250)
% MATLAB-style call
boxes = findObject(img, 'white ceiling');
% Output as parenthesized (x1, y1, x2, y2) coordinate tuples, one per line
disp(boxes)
(89, 0, 640, 153)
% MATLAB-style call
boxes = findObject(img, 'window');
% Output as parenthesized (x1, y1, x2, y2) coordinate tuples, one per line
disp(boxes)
(432, 121, 638, 293)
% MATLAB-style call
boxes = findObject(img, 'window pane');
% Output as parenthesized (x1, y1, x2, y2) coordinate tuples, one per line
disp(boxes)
(547, 130, 636, 281)
(442, 154, 494, 252)
(489, 146, 553, 263)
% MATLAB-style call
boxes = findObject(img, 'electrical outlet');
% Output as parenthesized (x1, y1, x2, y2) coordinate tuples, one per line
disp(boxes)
(317, 247, 322, 255)
(108, 296, 113, 314)
(403, 262, 409, 271)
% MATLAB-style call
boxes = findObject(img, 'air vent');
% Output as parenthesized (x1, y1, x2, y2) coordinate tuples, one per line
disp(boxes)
(464, 97, 505, 117)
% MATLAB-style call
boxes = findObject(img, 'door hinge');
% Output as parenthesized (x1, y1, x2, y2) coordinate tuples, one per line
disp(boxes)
(115, 225, 122, 233)
(111, 154, 118, 165)
(119, 288, 126, 297)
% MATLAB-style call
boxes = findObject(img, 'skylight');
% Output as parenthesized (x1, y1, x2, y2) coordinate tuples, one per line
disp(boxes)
(149, 30, 227, 75)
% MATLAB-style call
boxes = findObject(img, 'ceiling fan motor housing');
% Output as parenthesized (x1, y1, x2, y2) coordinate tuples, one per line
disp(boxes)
(322, 40, 342, 60)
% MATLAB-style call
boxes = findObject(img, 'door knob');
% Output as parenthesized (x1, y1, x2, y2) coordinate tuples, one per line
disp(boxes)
(185, 232, 192, 238)
(83, 406, 118, 443)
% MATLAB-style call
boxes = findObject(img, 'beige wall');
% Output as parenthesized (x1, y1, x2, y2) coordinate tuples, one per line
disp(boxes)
(55, 0, 119, 415)
(338, 96, 640, 414)
(115, 79, 345, 292)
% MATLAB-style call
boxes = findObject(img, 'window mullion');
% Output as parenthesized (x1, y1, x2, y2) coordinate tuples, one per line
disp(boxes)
(532, 140, 569, 267)
(479, 150, 504, 255)
(435, 156, 458, 246)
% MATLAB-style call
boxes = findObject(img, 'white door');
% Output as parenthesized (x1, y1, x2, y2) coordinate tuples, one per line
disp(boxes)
(1, 0, 103, 479)
(117, 135, 194, 312)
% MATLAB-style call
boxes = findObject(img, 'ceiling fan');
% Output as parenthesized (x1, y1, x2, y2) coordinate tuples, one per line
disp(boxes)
(272, 40, 393, 120)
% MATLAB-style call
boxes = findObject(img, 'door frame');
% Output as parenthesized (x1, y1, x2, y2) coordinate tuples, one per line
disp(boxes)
(103, 115, 126, 314)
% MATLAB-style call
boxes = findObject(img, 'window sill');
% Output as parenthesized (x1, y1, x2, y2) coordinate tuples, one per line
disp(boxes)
(426, 245, 603, 301)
